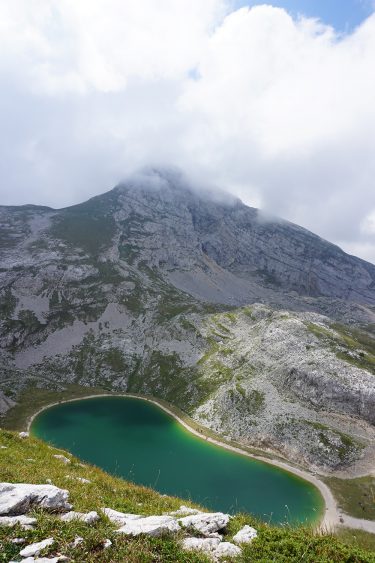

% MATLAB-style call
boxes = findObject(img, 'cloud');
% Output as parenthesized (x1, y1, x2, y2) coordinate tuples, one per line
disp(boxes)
(0, 1, 374, 263)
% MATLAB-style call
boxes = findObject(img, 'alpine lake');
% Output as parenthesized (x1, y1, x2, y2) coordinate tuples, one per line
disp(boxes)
(31, 396, 324, 525)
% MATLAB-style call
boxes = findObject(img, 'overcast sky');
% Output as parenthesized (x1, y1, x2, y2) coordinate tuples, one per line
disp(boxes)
(0, 1, 375, 264)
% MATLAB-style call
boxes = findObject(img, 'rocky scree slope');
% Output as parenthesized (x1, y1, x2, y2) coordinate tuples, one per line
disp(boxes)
(0, 169, 374, 472)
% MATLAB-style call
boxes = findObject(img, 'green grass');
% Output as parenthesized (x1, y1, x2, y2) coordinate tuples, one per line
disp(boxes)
(1, 429, 375, 561)
(324, 476, 375, 521)
(306, 322, 375, 374)
(0, 385, 111, 432)
(336, 528, 375, 553)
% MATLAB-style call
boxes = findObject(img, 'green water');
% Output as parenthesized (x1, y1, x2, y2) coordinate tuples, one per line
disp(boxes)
(31, 397, 323, 525)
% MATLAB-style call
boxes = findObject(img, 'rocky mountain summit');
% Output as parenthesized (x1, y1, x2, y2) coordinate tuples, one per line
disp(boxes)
(0, 168, 374, 472)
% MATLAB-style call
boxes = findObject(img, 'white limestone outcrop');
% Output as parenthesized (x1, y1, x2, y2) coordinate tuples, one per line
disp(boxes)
(0, 515, 37, 529)
(116, 515, 180, 537)
(0, 483, 71, 515)
(178, 512, 230, 536)
(215, 542, 242, 558)
(53, 455, 71, 465)
(233, 524, 258, 544)
(19, 537, 54, 557)
(60, 511, 99, 524)
(102, 507, 143, 526)
(167, 505, 202, 516)
(182, 537, 221, 554)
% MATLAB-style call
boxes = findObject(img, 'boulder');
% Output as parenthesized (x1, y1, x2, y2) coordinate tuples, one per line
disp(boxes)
(19, 432, 29, 439)
(116, 515, 180, 537)
(214, 542, 242, 558)
(0, 515, 37, 529)
(102, 507, 143, 526)
(0, 483, 71, 515)
(53, 455, 71, 465)
(182, 537, 221, 554)
(60, 511, 99, 524)
(20, 537, 54, 557)
(178, 512, 230, 536)
(233, 524, 258, 544)
(167, 505, 202, 516)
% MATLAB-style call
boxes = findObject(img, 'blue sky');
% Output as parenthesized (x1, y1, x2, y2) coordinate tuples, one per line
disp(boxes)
(234, 0, 374, 31)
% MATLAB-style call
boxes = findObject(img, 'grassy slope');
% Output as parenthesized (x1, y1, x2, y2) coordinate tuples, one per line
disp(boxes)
(1, 432, 375, 561)
(324, 476, 375, 521)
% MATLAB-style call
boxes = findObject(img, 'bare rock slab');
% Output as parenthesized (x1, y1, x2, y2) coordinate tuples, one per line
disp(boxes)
(214, 542, 242, 558)
(102, 507, 143, 526)
(60, 511, 99, 524)
(182, 537, 222, 554)
(0, 483, 71, 515)
(178, 512, 230, 536)
(116, 515, 180, 537)
(20, 537, 54, 557)
(233, 524, 258, 544)
(0, 515, 37, 529)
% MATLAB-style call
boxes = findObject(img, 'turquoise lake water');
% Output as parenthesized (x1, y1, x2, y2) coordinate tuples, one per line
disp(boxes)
(31, 396, 323, 525)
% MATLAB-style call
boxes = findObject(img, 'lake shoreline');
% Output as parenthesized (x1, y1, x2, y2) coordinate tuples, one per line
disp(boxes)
(26, 392, 375, 534)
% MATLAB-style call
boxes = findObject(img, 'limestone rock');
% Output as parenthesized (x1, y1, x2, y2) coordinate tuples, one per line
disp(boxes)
(182, 537, 221, 554)
(103, 539, 112, 548)
(214, 542, 242, 558)
(116, 515, 180, 536)
(69, 536, 83, 548)
(0, 483, 71, 515)
(19, 432, 29, 439)
(178, 512, 230, 536)
(167, 505, 202, 516)
(53, 455, 71, 465)
(60, 511, 99, 524)
(233, 524, 258, 544)
(20, 537, 54, 557)
(0, 515, 37, 529)
(102, 507, 143, 525)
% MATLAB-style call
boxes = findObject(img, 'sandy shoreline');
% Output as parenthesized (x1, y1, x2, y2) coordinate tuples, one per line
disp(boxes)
(25, 392, 373, 533)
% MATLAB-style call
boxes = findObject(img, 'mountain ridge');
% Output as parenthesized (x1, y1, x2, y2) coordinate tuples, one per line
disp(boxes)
(0, 169, 374, 474)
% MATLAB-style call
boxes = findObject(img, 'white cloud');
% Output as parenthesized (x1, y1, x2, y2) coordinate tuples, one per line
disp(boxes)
(0, 1, 374, 263)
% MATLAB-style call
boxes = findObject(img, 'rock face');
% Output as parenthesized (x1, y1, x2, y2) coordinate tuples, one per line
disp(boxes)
(0, 168, 374, 472)
(0, 483, 71, 515)
(0, 390, 15, 414)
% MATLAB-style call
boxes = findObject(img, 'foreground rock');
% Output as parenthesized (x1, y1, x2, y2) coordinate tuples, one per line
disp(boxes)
(116, 515, 180, 537)
(233, 524, 258, 544)
(0, 515, 36, 529)
(60, 510, 99, 524)
(182, 536, 241, 560)
(0, 483, 71, 515)
(178, 512, 230, 536)
(102, 507, 143, 526)
(19, 537, 54, 557)
(53, 455, 71, 465)
(167, 505, 202, 516)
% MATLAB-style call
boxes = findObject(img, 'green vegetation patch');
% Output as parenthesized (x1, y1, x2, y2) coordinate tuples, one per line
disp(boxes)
(1, 430, 374, 561)
(0, 385, 110, 432)
(51, 206, 116, 256)
(324, 476, 375, 521)
(306, 322, 375, 375)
